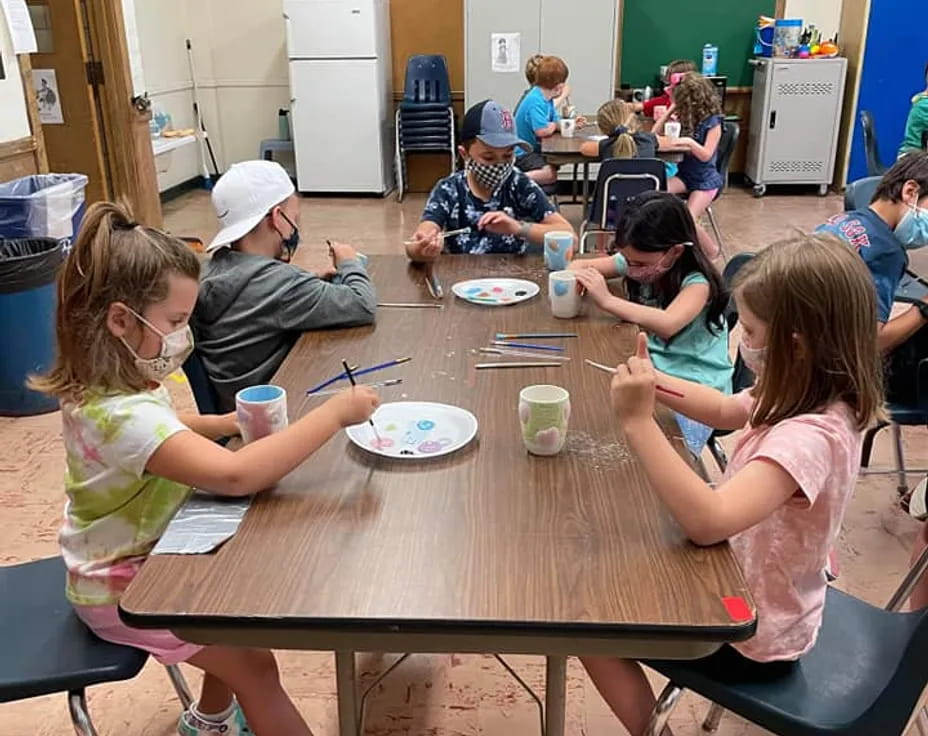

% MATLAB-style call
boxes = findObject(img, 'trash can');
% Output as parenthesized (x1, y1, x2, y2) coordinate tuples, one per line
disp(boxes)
(0, 174, 89, 247)
(0, 238, 63, 415)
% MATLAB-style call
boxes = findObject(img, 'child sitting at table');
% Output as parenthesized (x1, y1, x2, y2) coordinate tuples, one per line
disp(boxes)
(570, 191, 730, 455)
(407, 99, 574, 261)
(655, 72, 724, 259)
(582, 233, 884, 736)
(31, 201, 380, 736)
(632, 58, 697, 118)
(579, 99, 658, 161)
(513, 55, 578, 186)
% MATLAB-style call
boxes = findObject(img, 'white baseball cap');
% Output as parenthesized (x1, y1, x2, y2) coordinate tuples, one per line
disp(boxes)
(207, 160, 296, 252)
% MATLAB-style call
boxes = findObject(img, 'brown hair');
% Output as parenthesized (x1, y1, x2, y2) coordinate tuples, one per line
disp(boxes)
(524, 54, 544, 86)
(30, 201, 200, 401)
(534, 56, 569, 89)
(873, 151, 928, 203)
(672, 73, 722, 137)
(596, 99, 640, 159)
(734, 233, 885, 431)
(665, 58, 697, 82)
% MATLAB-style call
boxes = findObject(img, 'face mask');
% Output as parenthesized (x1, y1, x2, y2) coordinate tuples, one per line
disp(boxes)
(739, 337, 767, 375)
(625, 249, 680, 284)
(276, 210, 300, 262)
(120, 308, 194, 382)
(894, 200, 928, 249)
(466, 158, 513, 193)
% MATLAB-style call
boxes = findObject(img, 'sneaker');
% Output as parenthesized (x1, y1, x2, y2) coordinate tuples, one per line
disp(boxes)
(177, 703, 253, 735)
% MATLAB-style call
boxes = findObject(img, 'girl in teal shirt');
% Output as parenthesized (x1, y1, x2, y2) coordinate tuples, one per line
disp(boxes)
(571, 191, 731, 454)
(899, 62, 928, 156)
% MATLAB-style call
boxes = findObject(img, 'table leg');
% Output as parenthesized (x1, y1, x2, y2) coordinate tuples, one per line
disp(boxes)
(335, 650, 358, 736)
(545, 654, 567, 736)
(581, 162, 591, 214)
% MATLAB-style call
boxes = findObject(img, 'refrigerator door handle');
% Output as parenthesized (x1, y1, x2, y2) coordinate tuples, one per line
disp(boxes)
(769, 111, 777, 130)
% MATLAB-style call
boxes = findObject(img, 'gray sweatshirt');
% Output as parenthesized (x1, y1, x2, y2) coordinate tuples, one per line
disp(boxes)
(191, 248, 377, 412)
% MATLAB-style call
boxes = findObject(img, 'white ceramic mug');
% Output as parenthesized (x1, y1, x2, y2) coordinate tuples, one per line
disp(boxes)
(665, 120, 682, 140)
(548, 270, 581, 319)
(519, 384, 571, 456)
(559, 118, 576, 138)
(235, 384, 289, 444)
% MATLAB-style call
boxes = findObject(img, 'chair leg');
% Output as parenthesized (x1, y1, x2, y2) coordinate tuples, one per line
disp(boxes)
(702, 703, 725, 732)
(68, 690, 99, 736)
(860, 423, 887, 468)
(166, 663, 195, 710)
(893, 423, 908, 495)
(708, 437, 728, 473)
(645, 683, 684, 736)
(706, 207, 726, 260)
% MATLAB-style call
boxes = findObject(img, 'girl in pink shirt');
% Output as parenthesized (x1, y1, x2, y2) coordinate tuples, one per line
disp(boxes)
(583, 233, 885, 736)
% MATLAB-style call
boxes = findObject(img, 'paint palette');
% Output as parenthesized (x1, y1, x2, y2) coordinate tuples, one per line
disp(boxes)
(451, 278, 539, 306)
(345, 402, 478, 460)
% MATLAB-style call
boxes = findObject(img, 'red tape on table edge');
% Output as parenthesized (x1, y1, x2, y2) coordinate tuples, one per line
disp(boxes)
(722, 596, 753, 622)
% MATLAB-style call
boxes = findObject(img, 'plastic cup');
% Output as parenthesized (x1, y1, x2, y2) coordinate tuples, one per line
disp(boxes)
(235, 385, 289, 444)
(543, 230, 574, 270)
(665, 121, 682, 140)
(519, 384, 571, 456)
(548, 270, 581, 319)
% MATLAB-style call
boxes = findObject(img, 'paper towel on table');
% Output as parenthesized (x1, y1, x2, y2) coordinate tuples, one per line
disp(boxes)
(152, 492, 251, 555)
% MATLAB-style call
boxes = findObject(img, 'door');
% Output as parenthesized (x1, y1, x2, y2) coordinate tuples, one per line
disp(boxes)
(28, 0, 108, 203)
(290, 59, 385, 192)
(284, 0, 379, 58)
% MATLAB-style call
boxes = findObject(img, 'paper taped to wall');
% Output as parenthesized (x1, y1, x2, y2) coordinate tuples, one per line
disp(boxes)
(33, 68, 63, 124)
(491, 32, 520, 73)
(1, 0, 38, 53)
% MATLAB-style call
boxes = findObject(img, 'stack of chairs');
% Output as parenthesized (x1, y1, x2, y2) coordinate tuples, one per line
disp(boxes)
(395, 55, 455, 202)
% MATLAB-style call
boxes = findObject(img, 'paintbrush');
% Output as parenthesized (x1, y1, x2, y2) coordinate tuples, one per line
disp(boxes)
(475, 361, 562, 370)
(495, 332, 578, 340)
(308, 378, 403, 397)
(306, 357, 412, 394)
(584, 359, 686, 398)
(343, 359, 382, 442)
(377, 302, 444, 309)
(424, 264, 443, 299)
(478, 347, 570, 362)
(403, 226, 472, 246)
(492, 340, 566, 352)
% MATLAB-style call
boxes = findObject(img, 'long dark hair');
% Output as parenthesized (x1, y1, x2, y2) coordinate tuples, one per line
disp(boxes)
(613, 191, 727, 335)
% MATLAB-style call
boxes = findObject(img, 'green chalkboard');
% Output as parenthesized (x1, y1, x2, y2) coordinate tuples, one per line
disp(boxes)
(620, 0, 775, 88)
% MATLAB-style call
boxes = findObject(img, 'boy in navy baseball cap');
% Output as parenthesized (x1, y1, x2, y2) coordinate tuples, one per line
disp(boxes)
(407, 99, 574, 261)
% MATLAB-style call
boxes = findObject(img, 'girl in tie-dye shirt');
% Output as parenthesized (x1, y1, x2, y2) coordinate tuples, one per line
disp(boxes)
(32, 201, 379, 736)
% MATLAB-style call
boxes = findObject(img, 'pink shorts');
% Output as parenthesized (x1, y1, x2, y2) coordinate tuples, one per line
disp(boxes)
(74, 604, 204, 665)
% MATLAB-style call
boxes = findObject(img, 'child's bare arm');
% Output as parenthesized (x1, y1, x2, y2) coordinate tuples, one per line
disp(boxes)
(177, 412, 238, 441)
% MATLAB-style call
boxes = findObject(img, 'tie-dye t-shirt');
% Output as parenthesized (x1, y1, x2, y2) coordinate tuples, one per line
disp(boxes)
(59, 386, 190, 605)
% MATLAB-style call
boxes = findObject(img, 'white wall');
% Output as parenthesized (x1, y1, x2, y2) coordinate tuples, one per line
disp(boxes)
(132, 0, 290, 192)
(0, 4, 32, 144)
(783, 0, 843, 40)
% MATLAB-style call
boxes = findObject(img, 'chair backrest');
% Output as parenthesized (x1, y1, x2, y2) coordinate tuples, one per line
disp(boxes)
(403, 55, 451, 105)
(722, 252, 757, 390)
(182, 351, 221, 416)
(715, 120, 740, 184)
(860, 110, 886, 176)
(588, 158, 667, 232)
(844, 175, 882, 211)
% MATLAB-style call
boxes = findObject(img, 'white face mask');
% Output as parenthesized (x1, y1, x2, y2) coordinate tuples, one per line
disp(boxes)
(120, 307, 194, 382)
(739, 337, 767, 375)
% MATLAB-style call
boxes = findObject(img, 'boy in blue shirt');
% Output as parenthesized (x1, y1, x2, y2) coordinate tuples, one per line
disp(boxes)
(513, 55, 574, 186)
(407, 100, 574, 260)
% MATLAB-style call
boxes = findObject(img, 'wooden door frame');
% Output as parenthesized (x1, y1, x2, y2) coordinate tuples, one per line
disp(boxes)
(80, 0, 162, 226)
(0, 53, 48, 181)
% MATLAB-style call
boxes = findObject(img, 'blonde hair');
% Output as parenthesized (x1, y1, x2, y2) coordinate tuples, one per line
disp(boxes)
(672, 73, 722, 137)
(596, 99, 640, 159)
(734, 233, 885, 431)
(30, 201, 200, 401)
(524, 54, 544, 86)
(534, 56, 569, 89)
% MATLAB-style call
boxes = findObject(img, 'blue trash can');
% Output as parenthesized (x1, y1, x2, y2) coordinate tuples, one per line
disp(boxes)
(0, 174, 89, 248)
(0, 238, 63, 415)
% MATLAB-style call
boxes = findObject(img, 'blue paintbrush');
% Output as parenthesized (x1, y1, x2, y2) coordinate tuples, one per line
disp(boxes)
(491, 340, 566, 353)
(306, 356, 412, 394)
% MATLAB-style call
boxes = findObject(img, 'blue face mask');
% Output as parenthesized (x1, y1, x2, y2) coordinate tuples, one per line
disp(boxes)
(894, 201, 928, 250)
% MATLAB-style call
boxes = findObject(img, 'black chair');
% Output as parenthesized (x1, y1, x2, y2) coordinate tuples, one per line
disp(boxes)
(0, 557, 194, 735)
(703, 120, 740, 260)
(706, 252, 756, 472)
(860, 110, 888, 177)
(578, 158, 667, 254)
(395, 55, 455, 202)
(182, 351, 221, 416)
(641, 536, 928, 736)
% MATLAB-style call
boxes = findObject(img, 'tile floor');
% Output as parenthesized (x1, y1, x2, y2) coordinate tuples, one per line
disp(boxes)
(1, 186, 927, 735)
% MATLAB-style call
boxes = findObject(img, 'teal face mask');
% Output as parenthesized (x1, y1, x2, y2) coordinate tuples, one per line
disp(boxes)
(894, 201, 928, 250)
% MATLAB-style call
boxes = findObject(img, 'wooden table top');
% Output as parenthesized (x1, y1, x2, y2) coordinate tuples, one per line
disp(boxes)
(121, 256, 754, 644)
(542, 123, 687, 162)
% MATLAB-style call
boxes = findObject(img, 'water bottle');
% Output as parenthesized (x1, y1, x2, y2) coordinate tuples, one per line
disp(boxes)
(702, 43, 719, 76)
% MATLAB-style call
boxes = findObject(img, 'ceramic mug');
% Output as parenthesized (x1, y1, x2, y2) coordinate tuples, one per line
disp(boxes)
(519, 384, 571, 456)
(665, 120, 682, 140)
(235, 384, 289, 444)
(559, 118, 576, 138)
(548, 270, 581, 319)
(543, 230, 574, 271)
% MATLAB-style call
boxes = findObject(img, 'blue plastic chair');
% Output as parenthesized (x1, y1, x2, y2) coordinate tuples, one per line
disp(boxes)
(400, 55, 451, 107)
(640, 544, 928, 736)
(860, 110, 888, 177)
(0, 557, 194, 735)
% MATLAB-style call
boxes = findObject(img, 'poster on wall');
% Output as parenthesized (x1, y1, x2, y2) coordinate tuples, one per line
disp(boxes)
(0, 0, 38, 53)
(33, 68, 64, 124)
(491, 32, 520, 73)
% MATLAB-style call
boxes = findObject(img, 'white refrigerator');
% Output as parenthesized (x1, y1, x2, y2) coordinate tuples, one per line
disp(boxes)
(284, 0, 394, 194)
